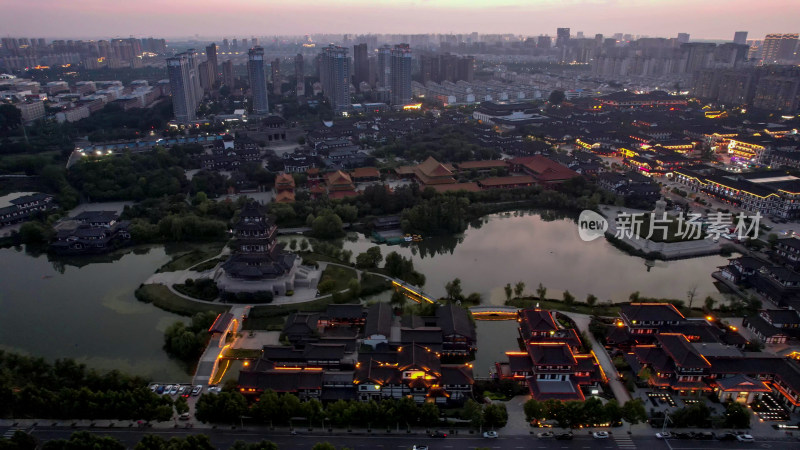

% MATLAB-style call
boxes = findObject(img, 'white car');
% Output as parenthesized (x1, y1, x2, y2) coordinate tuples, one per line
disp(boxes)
(656, 432, 671, 439)
(537, 431, 554, 439)
(411, 446, 428, 450)
(482, 431, 498, 438)
(736, 434, 754, 442)
(592, 431, 610, 439)
(162, 384, 173, 395)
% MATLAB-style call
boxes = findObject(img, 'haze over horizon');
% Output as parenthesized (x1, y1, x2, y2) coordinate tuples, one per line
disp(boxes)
(1, 0, 796, 41)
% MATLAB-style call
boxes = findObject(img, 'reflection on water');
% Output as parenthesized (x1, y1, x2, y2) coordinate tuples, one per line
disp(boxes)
(0, 245, 190, 381)
(474, 320, 520, 378)
(340, 211, 728, 303)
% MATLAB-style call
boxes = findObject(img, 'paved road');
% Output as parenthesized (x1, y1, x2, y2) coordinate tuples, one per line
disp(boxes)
(8, 425, 800, 449)
(12, 426, 653, 449)
(560, 312, 632, 404)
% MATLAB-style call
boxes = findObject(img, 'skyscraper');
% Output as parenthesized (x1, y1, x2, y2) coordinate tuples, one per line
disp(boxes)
(186, 49, 203, 106)
(377, 45, 391, 89)
(198, 60, 212, 91)
(761, 34, 799, 63)
(222, 60, 234, 87)
(390, 44, 412, 105)
(167, 52, 198, 122)
(733, 31, 748, 45)
(205, 43, 218, 87)
(248, 47, 269, 115)
(677, 33, 691, 44)
(353, 43, 370, 89)
(271, 58, 281, 96)
(556, 28, 570, 47)
(295, 53, 305, 96)
(457, 55, 474, 83)
(319, 45, 352, 114)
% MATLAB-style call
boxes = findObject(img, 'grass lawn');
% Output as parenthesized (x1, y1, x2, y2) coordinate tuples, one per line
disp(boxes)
(319, 264, 358, 292)
(242, 295, 339, 331)
(222, 348, 262, 359)
(157, 242, 227, 272)
(135, 284, 229, 316)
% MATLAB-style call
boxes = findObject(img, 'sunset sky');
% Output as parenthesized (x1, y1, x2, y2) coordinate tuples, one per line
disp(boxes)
(2, 0, 796, 40)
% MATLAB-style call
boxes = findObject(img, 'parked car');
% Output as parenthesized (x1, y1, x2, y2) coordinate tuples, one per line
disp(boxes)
(429, 431, 447, 438)
(655, 432, 672, 439)
(156, 385, 165, 394)
(716, 432, 737, 441)
(169, 385, 179, 395)
(191, 385, 203, 396)
(149, 384, 159, 392)
(482, 431, 498, 438)
(695, 432, 714, 440)
(411, 446, 428, 450)
(177, 386, 188, 397)
(555, 432, 573, 440)
(178, 412, 190, 421)
(736, 434, 754, 442)
(537, 431, 554, 439)
(592, 431, 610, 439)
(207, 385, 222, 393)
(162, 385, 173, 395)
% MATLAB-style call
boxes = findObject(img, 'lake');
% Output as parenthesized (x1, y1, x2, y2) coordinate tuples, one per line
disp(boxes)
(338, 211, 730, 304)
(0, 245, 190, 381)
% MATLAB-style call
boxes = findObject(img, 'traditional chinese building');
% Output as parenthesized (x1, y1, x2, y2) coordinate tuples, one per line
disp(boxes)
(495, 308, 606, 401)
(215, 202, 302, 295)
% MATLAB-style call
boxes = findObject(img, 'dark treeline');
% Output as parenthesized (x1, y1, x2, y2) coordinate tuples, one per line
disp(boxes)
(0, 430, 281, 450)
(372, 124, 498, 162)
(194, 389, 508, 430)
(0, 352, 173, 421)
(163, 312, 218, 365)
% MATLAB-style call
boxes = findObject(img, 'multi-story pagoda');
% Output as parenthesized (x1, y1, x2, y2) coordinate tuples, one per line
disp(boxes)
(216, 202, 301, 295)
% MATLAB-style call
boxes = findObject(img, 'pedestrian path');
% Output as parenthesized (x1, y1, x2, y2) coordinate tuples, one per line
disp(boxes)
(614, 433, 636, 449)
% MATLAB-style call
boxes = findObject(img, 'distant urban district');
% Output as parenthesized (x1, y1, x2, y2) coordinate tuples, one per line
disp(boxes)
(1, 28, 800, 450)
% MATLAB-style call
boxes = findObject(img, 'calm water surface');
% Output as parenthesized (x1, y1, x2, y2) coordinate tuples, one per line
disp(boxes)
(0, 245, 190, 381)
(339, 211, 729, 303)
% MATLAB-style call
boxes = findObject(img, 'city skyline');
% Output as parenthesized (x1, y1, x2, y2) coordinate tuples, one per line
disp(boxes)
(1, 0, 797, 40)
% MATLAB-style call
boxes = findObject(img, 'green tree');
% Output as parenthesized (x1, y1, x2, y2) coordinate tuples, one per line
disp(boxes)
(355, 246, 383, 269)
(390, 290, 407, 308)
(621, 399, 647, 431)
(42, 431, 125, 450)
(548, 90, 566, 105)
(445, 278, 463, 301)
(722, 402, 751, 428)
(582, 397, 605, 426)
(504, 283, 513, 301)
(347, 278, 361, 298)
(311, 443, 336, 450)
(462, 399, 485, 428)
(229, 440, 279, 450)
(290, 239, 298, 250)
(562, 290, 575, 308)
(536, 283, 547, 301)
(311, 211, 344, 238)
(603, 399, 623, 425)
(300, 239, 309, 251)
(194, 391, 248, 424)
(483, 403, 508, 428)
(317, 279, 337, 295)
(586, 294, 597, 307)
(704, 296, 715, 311)
(0, 104, 22, 131)
(523, 399, 544, 423)
(174, 396, 189, 415)
(514, 281, 525, 298)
